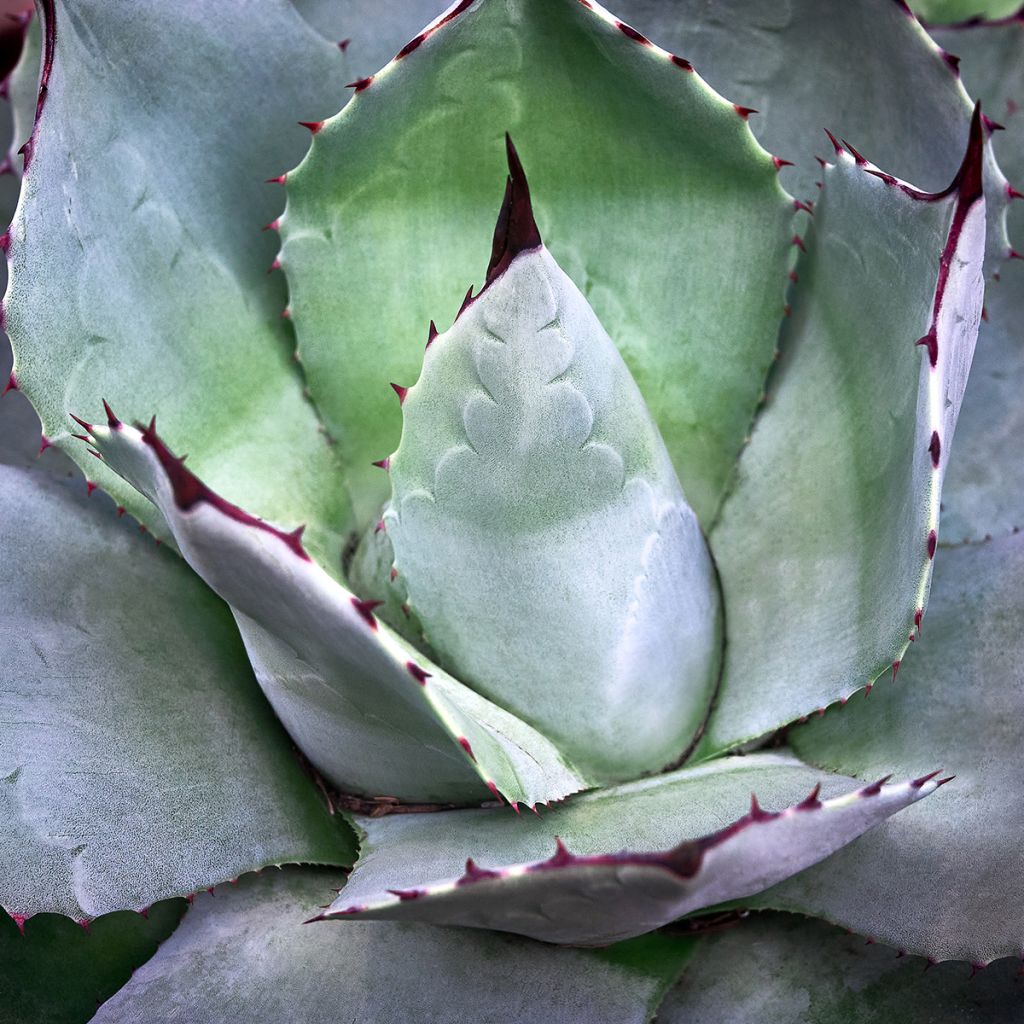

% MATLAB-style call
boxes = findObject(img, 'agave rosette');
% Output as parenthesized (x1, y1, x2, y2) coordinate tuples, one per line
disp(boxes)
(1, 0, 1022, 1020)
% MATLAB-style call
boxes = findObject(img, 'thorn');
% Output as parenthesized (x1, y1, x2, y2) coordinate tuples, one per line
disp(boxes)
(749, 793, 776, 820)
(2, 372, 16, 395)
(843, 139, 868, 165)
(914, 608, 923, 636)
(262, 218, 280, 232)
(772, 156, 794, 170)
(981, 114, 1004, 134)
(911, 769, 941, 789)
(406, 662, 431, 685)
(823, 129, 844, 156)
(38, 435, 51, 454)
(374, 518, 385, 534)
(796, 783, 822, 810)
(265, 173, 287, 185)
(791, 234, 806, 252)
(116, 506, 126, 517)
(861, 774, 892, 796)
(793, 199, 813, 214)
(927, 530, 937, 559)
(281, 307, 292, 319)
(916, 330, 938, 368)
(1009, 249, 1024, 261)
(338, 38, 350, 52)
(350, 597, 382, 629)
(891, 660, 900, 682)
(486, 780, 502, 802)
(457, 736, 476, 761)
(86, 481, 97, 496)
(1008, 185, 1023, 201)
(371, 456, 390, 471)
(929, 430, 941, 468)
(670, 54, 693, 71)
(390, 382, 408, 404)
(389, 566, 398, 581)
(10, 913, 28, 936)
(615, 20, 651, 45)
(102, 399, 120, 428)
(936, 775, 956, 787)
(298, 120, 323, 135)
(0, 230, 9, 254)
(346, 76, 373, 93)
(426, 320, 439, 349)
(267, 258, 281, 274)
(788, 270, 799, 283)
(969, 962, 986, 979)
(733, 104, 758, 120)
(71, 433, 90, 443)
(457, 285, 474, 317)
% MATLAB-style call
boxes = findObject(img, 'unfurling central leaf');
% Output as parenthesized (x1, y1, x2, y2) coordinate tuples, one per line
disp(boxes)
(382, 139, 722, 782)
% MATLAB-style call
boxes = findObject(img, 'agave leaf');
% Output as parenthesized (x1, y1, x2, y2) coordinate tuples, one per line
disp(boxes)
(698, 113, 985, 756)
(0, 466, 354, 920)
(929, 14, 1024, 539)
(941, 260, 1024, 540)
(5, 0, 352, 567)
(0, 900, 184, 1024)
(282, 0, 792, 529)
(657, 912, 1022, 1023)
(319, 752, 940, 946)
(911, 0, 1021, 22)
(383, 140, 721, 782)
(752, 533, 1024, 963)
(91, 868, 694, 1024)
(82, 413, 591, 808)
(292, 0, 448, 78)
(610, 0, 1011, 269)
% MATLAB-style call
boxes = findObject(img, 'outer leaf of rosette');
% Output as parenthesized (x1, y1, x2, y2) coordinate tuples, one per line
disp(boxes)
(696, 111, 986, 756)
(318, 752, 941, 946)
(281, 0, 793, 531)
(4, 0, 352, 567)
(384, 147, 721, 783)
(83, 415, 590, 809)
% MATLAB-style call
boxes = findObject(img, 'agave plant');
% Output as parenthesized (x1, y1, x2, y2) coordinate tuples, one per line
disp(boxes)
(2, 0, 1022, 1020)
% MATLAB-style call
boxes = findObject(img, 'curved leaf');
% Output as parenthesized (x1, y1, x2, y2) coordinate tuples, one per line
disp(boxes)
(0, 467, 354, 920)
(282, 0, 792, 529)
(658, 912, 1022, 1023)
(1, 900, 183, 1024)
(320, 753, 940, 946)
(5, 0, 352, 567)
(931, 14, 1024, 539)
(92, 868, 694, 1024)
(941, 259, 1024, 540)
(384, 152, 720, 782)
(754, 532, 1024, 963)
(610, 0, 1011, 268)
(699, 113, 985, 755)
(83, 413, 590, 808)
(292, 0, 448, 78)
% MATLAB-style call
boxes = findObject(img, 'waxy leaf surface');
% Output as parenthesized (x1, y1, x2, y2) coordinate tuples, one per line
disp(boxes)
(324, 753, 938, 946)
(701, 121, 985, 754)
(283, 0, 792, 529)
(92, 868, 694, 1024)
(0, 467, 354, 920)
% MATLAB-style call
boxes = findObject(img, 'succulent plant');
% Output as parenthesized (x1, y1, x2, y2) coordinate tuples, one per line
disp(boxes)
(2, 0, 1022, 1020)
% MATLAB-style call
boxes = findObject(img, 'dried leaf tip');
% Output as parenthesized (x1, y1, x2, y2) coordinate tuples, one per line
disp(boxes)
(484, 134, 543, 289)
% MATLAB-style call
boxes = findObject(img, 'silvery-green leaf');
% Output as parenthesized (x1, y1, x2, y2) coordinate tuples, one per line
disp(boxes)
(5, 0, 352, 567)
(609, 0, 1011, 268)
(699, 113, 985, 755)
(282, 0, 792, 529)
(83, 413, 591, 808)
(321, 753, 940, 946)
(754, 532, 1024, 964)
(91, 868, 694, 1024)
(384, 143, 721, 782)
(0, 467, 354, 920)
(658, 912, 1022, 1023)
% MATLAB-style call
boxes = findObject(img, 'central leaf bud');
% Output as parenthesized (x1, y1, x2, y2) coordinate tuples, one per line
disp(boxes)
(382, 138, 721, 781)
